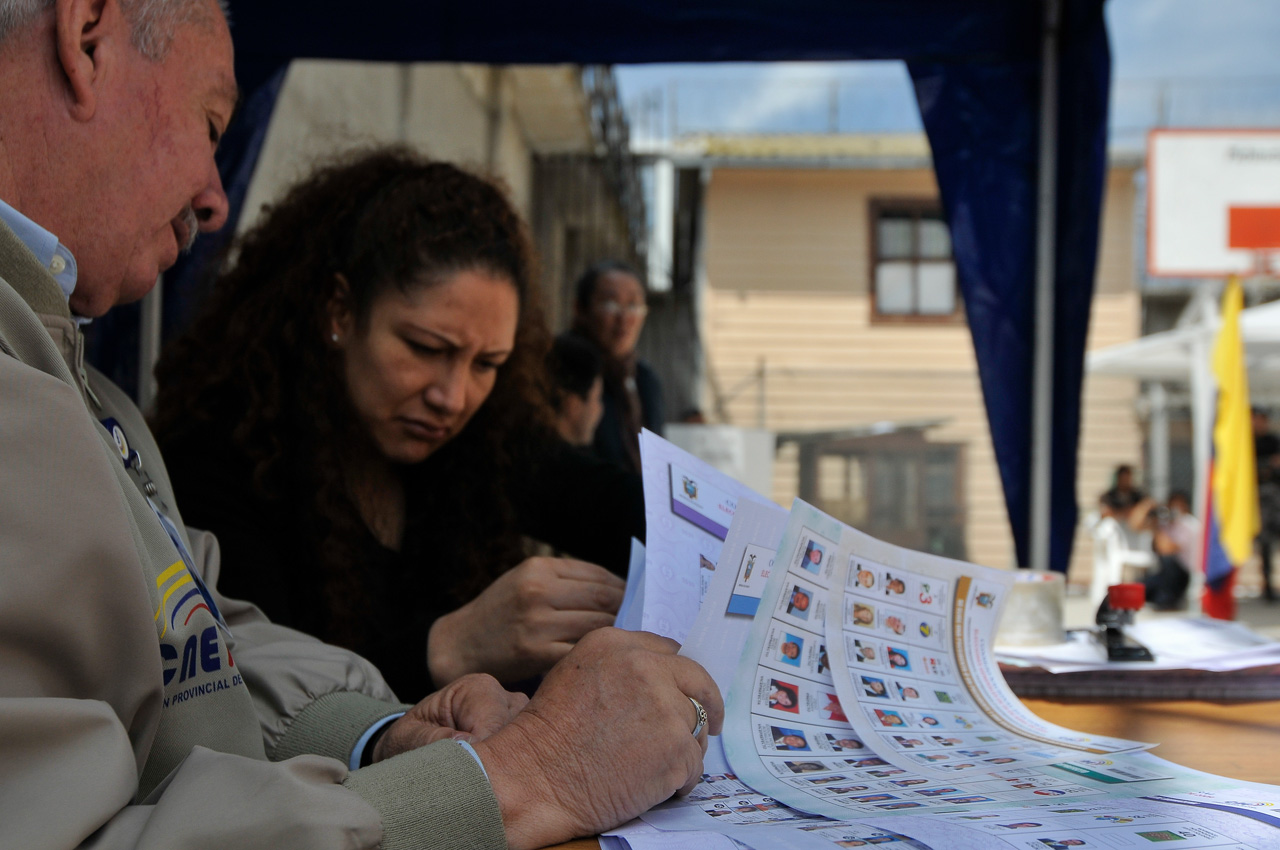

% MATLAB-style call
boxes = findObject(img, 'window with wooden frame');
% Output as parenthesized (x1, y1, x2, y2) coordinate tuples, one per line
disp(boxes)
(870, 199, 960, 321)
(797, 431, 967, 561)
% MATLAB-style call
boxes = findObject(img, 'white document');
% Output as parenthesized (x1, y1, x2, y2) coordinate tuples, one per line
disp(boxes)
(824, 516, 1150, 780)
(638, 429, 774, 643)
(998, 616, 1280, 674)
(862, 791, 1280, 849)
(641, 772, 930, 850)
(643, 501, 918, 849)
(618, 836, 744, 850)
(723, 502, 932, 820)
(630, 485, 1280, 849)
(614, 538, 647, 631)
(681, 500, 790, 695)
(604, 820, 746, 850)
(717, 501, 1265, 825)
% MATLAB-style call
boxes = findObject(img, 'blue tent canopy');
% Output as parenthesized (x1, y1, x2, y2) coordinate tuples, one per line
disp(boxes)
(97, 0, 1110, 573)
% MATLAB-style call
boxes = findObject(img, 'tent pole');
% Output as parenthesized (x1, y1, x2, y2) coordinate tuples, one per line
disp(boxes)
(1149, 381, 1170, 502)
(1191, 283, 1219, 557)
(1030, 0, 1061, 571)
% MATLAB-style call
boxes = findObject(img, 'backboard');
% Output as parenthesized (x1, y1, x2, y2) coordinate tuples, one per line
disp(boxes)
(1148, 129, 1280, 278)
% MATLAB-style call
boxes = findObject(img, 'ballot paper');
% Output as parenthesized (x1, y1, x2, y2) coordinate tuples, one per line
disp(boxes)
(643, 499, 924, 850)
(821, 508, 1150, 778)
(601, 820, 746, 850)
(996, 615, 1280, 674)
(624, 435, 1280, 849)
(637, 429, 774, 643)
(857, 763, 1280, 850)
(720, 502, 1152, 821)
(613, 538, 647, 631)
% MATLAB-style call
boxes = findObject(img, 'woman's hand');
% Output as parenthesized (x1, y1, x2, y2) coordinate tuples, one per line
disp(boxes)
(427, 556, 626, 686)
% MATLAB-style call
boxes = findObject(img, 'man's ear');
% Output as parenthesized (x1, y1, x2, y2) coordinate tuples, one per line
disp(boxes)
(55, 0, 118, 122)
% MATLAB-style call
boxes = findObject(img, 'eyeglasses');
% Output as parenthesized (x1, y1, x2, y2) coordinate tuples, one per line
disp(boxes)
(594, 300, 649, 318)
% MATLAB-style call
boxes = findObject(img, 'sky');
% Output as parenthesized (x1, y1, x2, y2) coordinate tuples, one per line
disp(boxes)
(614, 0, 1280, 148)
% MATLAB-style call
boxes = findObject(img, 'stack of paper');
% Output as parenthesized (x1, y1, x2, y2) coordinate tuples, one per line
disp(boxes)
(603, 432, 1280, 850)
(996, 617, 1280, 674)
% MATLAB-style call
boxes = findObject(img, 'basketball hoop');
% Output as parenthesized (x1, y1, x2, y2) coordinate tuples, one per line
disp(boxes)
(1148, 130, 1280, 280)
(1229, 205, 1280, 282)
(1247, 251, 1280, 281)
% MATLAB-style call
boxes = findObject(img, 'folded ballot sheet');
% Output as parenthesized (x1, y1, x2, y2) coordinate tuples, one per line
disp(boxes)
(604, 433, 1280, 850)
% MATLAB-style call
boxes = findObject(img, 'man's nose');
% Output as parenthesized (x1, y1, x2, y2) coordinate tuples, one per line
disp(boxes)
(194, 161, 230, 233)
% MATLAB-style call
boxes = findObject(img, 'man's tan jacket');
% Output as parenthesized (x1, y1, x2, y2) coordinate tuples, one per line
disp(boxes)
(0, 222, 505, 850)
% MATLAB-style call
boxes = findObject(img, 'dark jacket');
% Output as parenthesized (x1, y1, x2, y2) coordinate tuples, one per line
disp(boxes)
(159, 415, 644, 700)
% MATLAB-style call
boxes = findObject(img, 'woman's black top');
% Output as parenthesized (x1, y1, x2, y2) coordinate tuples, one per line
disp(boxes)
(159, 416, 644, 701)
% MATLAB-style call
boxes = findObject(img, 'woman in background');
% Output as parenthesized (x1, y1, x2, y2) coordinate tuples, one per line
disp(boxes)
(152, 148, 642, 699)
(567, 260, 663, 472)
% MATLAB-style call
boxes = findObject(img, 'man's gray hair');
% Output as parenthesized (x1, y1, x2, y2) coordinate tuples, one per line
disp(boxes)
(0, 0, 228, 59)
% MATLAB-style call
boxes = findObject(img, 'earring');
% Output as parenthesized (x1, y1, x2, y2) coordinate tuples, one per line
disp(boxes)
(331, 333, 340, 343)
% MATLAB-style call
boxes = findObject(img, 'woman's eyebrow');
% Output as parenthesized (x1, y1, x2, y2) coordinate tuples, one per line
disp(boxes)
(402, 325, 458, 346)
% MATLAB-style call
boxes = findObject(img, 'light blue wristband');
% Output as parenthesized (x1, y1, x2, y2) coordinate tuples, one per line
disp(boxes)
(349, 712, 404, 770)
(349, 713, 489, 778)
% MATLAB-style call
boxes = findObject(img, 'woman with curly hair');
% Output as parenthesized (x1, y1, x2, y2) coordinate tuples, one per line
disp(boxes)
(151, 148, 642, 700)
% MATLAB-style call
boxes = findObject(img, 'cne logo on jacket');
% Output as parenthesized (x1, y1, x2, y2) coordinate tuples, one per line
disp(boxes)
(154, 560, 241, 701)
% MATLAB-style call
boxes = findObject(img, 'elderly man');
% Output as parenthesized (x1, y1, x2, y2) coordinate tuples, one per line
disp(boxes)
(0, 2, 721, 849)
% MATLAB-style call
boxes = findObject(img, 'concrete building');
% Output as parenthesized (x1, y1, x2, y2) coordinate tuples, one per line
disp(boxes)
(240, 61, 645, 331)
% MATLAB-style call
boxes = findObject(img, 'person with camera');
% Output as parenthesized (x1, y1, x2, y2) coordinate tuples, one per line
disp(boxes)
(566, 260, 664, 473)
(1129, 491, 1199, 610)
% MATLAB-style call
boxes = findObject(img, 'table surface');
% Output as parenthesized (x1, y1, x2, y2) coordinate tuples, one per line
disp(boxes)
(547, 697, 1280, 850)
(1025, 697, 1280, 782)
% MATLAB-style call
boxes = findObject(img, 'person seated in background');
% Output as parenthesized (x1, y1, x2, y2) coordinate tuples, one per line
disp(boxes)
(1087, 476, 1157, 609)
(548, 331, 605, 447)
(152, 148, 645, 698)
(1129, 490, 1199, 610)
(0, 2, 718, 848)
(1099, 463, 1145, 523)
(567, 259, 663, 472)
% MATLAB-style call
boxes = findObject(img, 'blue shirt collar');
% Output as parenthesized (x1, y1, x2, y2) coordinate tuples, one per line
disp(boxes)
(0, 197, 81, 309)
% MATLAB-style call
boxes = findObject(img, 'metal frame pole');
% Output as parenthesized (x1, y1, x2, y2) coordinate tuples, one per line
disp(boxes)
(1029, 0, 1061, 571)
(1148, 381, 1171, 502)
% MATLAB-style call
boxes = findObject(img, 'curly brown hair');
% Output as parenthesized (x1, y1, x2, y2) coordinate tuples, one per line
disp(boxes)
(152, 146, 553, 646)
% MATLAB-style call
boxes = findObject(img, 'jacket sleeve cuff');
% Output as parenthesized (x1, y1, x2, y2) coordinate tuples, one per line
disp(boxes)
(269, 690, 412, 764)
(343, 739, 506, 850)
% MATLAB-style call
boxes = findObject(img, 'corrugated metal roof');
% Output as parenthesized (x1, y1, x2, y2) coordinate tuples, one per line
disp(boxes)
(655, 132, 1142, 169)
(693, 132, 932, 160)
(662, 132, 931, 162)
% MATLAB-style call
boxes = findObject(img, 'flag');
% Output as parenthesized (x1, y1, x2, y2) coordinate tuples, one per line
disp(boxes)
(1201, 277, 1260, 619)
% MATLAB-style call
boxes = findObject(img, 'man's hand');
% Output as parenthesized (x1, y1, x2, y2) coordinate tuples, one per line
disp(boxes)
(427, 557, 626, 686)
(473, 629, 723, 850)
(373, 674, 528, 762)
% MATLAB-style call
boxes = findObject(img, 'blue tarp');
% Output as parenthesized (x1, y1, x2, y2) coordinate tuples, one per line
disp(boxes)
(91, 0, 1111, 573)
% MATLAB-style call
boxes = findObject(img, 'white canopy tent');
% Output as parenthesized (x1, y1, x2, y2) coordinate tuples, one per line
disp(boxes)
(1088, 298, 1280, 382)
(1087, 292, 1280, 514)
